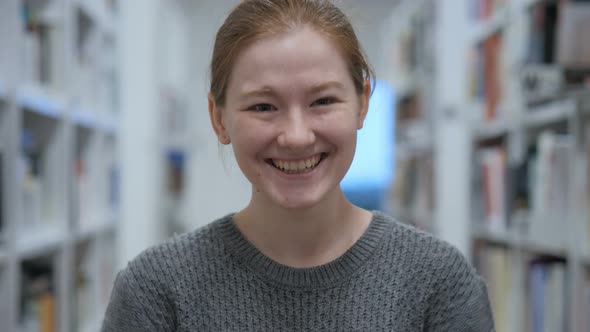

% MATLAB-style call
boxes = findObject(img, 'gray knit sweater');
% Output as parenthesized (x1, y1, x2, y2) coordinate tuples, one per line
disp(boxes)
(101, 212, 495, 331)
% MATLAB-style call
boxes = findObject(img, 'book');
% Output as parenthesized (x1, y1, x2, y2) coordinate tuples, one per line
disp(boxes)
(473, 145, 508, 232)
(556, 1, 590, 68)
(527, 260, 567, 332)
(528, 132, 573, 247)
(469, 32, 505, 121)
(526, 2, 558, 65)
(72, 241, 93, 331)
(20, 257, 56, 332)
(475, 245, 525, 332)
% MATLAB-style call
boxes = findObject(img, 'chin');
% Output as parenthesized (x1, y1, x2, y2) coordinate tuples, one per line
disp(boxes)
(276, 198, 319, 210)
(270, 188, 332, 210)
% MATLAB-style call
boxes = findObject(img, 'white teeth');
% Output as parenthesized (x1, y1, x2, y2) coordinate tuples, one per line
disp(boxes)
(271, 154, 323, 174)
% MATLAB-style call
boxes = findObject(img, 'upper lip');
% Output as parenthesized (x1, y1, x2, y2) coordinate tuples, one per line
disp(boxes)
(267, 153, 324, 161)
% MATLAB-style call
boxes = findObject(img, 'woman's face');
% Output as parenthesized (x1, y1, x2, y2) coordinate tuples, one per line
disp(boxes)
(210, 26, 369, 210)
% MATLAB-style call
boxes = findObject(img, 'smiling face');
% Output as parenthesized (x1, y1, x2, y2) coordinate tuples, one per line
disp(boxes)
(209, 26, 370, 210)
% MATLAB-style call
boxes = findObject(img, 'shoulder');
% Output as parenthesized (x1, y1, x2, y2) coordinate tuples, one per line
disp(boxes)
(119, 213, 234, 288)
(375, 211, 483, 291)
(374, 212, 493, 330)
(376, 211, 468, 262)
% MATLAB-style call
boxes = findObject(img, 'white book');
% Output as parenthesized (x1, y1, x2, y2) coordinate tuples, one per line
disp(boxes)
(530, 132, 573, 247)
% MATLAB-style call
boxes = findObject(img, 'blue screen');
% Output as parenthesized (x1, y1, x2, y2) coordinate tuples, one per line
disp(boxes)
(341, 80, 395, 208)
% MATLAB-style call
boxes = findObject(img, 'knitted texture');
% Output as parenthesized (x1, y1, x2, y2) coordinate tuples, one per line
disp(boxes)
(101, 212, 495, 331)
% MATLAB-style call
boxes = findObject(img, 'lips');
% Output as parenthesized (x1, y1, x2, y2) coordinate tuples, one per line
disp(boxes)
(267, 153, 326, 174)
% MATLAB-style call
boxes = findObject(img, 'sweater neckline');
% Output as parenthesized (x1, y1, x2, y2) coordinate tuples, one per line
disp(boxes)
(218, 211, 392, 290)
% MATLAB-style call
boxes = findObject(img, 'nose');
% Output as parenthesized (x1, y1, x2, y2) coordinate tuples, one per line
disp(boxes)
(277, 108, 315, 149)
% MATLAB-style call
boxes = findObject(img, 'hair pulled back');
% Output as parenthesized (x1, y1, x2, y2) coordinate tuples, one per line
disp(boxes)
(210, 0, 375, 106)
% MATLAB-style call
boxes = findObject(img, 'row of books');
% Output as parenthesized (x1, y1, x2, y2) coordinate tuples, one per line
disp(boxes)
(391, 1, 436, 103)
(16, 0, 119, 112)
(474, 129, 585, 243)
(71, 157, 120, 229)
(18, 126, 119, 231)
(468, 1, 590, 121)
(475, 245, 567, 332)
(472, 130, 584, 247)
(389, 154, 435, 232)
(72, 236, 117, 330)
(17, 234, 117, 332)
(20, 150, 55, 228)
(73, 6, 118, 112)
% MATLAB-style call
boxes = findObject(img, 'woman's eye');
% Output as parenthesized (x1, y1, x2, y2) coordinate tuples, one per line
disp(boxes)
(312, 97, 336, 106)
(248, 104, 276, 112)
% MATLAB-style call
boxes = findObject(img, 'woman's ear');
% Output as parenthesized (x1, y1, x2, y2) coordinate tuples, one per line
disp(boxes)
(208, 93, 231, 145)
(357, 80, 371, 129)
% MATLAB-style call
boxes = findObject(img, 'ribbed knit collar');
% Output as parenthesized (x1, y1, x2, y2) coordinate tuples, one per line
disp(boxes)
(218, 211, 392, 290)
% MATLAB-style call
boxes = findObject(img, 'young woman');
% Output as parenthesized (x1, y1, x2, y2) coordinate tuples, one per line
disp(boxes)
(102, 1, 495, 331)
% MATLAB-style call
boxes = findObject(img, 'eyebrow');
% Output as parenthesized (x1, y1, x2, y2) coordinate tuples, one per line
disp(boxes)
(239, 81, 346, 99)
(307, 81, 346, 94)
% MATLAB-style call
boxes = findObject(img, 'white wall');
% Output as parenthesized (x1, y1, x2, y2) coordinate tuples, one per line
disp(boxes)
(338, 0, 401, 78)
(182, 1, 251, 230)
(119, 0, 166, 266)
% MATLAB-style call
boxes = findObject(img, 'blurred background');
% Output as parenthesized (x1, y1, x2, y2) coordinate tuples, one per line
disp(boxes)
(0, 0, 589, 331)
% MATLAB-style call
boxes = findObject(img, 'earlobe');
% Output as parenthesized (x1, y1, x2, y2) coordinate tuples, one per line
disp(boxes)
(208, 93, 231, 145)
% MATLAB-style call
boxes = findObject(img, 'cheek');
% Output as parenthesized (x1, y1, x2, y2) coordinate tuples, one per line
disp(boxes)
(228, 117, 274, 157)
(316, 113, 359, 145)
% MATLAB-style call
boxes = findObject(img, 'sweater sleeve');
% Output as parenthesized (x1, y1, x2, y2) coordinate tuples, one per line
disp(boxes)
(423, 246, 496, 332)
(101, 260, 176, 332)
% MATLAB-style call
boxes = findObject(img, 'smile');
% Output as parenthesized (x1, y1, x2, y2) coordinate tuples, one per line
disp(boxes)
(268, 153, 326, 174)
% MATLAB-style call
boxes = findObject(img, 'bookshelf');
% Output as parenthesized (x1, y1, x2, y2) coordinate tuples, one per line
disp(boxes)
(0, 0, 120, 331)
(382, 0, 437, 232)
(384, 0, 590, 331)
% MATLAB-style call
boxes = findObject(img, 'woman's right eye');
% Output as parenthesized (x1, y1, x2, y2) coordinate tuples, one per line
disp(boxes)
(247, 104, 276, 112)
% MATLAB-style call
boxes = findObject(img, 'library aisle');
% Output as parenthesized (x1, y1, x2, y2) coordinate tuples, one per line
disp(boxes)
(384, 0, 590, 331)
(1, 0, 589, 331)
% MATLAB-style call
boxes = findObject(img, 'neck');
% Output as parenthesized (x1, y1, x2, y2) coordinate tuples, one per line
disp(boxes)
(233, 187, 372, 268)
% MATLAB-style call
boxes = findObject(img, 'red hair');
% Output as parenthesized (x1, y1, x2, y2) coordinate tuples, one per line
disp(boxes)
(210, 0, 375, 106)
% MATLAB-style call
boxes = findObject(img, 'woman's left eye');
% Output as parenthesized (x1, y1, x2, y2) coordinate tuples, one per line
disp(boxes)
(311, 97, 337, 106)
(247, 104, 276, 112)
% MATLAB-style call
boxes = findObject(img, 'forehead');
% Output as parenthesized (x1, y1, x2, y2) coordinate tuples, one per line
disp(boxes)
(227, 26, 354, 95)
